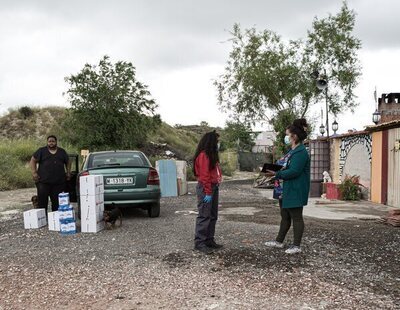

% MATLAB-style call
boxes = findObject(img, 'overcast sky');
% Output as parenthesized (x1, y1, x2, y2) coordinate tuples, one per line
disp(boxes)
(1, 0, 399, 135)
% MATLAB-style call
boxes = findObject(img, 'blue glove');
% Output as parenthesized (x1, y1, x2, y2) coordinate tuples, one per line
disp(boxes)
(203, 195, 212, 203)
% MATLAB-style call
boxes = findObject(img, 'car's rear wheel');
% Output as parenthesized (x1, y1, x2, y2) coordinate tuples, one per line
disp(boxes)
(148, 202, 160, 218)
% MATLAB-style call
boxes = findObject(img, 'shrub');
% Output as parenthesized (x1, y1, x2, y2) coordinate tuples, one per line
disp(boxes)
(339, 175, 362, 201)
(18, 106, 34, 119)
(219, 151, 238, 177)
(0, 154, 34, 190)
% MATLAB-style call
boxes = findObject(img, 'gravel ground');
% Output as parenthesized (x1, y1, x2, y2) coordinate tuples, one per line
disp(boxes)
(0, 180, 399, 310)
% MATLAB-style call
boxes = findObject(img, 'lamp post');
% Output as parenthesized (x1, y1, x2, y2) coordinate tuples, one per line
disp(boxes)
(313, 69, 329, 138)
(372, 109, 381, 125)
(319, 124, 326, 136)
(332, 119, 338, 135)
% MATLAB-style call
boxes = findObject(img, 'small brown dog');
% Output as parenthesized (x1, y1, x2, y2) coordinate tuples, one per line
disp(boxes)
(31, 195, 39, 208)
(103, 206, 122, 230)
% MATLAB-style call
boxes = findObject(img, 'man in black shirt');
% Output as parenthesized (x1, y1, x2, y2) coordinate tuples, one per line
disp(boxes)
(30, 135, 71, 212)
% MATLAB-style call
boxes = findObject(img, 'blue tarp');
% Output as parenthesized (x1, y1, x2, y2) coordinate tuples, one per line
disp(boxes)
(157, 160, 178, 197)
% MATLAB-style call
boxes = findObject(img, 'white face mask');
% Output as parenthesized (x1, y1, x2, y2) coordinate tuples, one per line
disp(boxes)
(284, 135, 291, 145)
(217, 142, 221, 151)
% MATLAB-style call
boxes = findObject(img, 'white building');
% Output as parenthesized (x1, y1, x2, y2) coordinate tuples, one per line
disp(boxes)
(252, 130, 276, 153)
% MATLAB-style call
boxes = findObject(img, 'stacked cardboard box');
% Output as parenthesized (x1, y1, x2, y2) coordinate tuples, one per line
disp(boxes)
(80, 175, 105, 233)
(58, 192, 76, 234)
(48, 211, 60, 231)
(23, 209, 47, 229)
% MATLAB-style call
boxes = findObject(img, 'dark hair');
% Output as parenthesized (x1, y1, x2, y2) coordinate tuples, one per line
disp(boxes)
(288, 118, 308, 143)
(47, 135, 57, 141)
(293, 118, 308, 130)
(193, 131, 220, 176)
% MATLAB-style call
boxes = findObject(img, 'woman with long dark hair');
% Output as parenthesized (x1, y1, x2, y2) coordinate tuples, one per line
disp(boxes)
(193, 130, 222, 254)
(265, 118, 310, 254)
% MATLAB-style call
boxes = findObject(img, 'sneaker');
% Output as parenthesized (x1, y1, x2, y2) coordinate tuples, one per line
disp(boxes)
(194, 245, 214, 255)
(285, 246, 302, 254)
(206, 240, 223, 249)
(264, 240, 284, 248)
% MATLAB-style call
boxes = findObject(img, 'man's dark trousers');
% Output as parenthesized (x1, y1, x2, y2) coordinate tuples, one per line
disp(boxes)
(195, 183, 219, 247)
(37, 182, 65, 212)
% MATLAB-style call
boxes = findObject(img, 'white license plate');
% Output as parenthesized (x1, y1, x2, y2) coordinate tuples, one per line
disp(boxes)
(106, 177, 134, 185)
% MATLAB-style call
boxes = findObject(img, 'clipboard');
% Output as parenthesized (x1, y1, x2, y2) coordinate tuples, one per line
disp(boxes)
(261, 163, 283, 173)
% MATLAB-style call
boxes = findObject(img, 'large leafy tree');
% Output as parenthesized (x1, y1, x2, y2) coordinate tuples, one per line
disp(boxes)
(221, 120, 255, 151)
(63, 56, 160, 150)
(215, 3, 361, 149)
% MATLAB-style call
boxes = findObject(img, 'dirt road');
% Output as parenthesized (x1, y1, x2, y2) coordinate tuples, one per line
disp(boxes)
(0, 181, 399, 309)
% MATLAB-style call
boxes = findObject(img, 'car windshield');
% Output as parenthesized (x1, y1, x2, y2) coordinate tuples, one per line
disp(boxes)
(88, 152, 149, 168)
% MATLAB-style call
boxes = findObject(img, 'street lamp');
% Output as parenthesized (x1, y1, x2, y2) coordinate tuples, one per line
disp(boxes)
(319, 124, 326, 136)
(332, 119, 338, 135)
(313, 69, 330, 138)
(372, 109, 381, 125)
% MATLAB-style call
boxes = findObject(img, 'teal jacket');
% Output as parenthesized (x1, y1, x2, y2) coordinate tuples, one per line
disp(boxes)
(275, 144, 310, 208)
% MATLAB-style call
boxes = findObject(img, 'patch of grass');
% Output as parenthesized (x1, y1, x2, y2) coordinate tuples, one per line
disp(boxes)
(0, 138, 80, 191)
(219, 150, 238, 177)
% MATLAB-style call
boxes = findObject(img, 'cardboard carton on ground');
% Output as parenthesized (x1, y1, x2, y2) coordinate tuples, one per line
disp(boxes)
(48, 211, 60, 231)
(81, 217, 104, 233)
(80, 175, 105, 196)
(81, 201, 104, 221)
(23, 209, 47, 229)
(60, 220, 77, 234)
(81, 202, 105, 233)
(80, 193, 104, 206)
(58, 209, 75, 222)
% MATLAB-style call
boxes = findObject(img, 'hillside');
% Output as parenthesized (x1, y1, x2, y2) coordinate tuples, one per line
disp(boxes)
(0, 106, 66, 140)
(0, 106, 200, 159)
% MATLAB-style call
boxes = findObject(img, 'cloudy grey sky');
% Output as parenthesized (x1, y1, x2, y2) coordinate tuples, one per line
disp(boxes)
(1, 0, 399, 134)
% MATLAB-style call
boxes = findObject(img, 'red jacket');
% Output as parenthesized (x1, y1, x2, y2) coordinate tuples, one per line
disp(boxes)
(195, 151, 222, 195)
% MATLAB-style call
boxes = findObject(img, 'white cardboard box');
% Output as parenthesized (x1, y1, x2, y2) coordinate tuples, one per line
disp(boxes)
(81, 202, 105, 233)
(80, 193, 104, 206)
(58, 209, 75, 222)
(48, 211, 60, 231)
(81, 217, 104, 233)
(80, 175, 105, 196)
(60, 221, 77, 234)
(58, 192, 70, 207)
(23, 209, 47, 229)
(81, 202, 104, 222)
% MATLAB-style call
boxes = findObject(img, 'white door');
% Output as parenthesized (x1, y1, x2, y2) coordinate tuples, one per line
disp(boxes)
(387, 128, 400, 208)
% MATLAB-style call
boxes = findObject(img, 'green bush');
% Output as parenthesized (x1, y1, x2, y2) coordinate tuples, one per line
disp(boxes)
(187, 166, 196, 181)
(0, 154, 34, 190)
(339, 175, 362, 201)
(219, 151, 238, 177)
(18, 106, 34, 119)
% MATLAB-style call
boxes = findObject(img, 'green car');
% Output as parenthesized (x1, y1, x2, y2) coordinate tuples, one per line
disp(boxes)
(78, 151, 161, 217)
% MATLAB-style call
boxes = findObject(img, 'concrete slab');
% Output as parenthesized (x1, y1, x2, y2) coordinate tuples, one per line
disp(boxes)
(256, 188, 396, 221)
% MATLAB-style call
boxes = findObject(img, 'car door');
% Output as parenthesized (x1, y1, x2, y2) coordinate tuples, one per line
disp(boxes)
(66, 154, 79, 202)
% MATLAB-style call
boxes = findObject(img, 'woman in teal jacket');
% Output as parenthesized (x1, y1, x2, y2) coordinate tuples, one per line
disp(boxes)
(265, 119, 310, 254)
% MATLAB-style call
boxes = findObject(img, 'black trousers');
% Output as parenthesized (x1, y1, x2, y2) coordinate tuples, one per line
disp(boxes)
(194, 183, 219, 247)
(276, 199, 304, 246)
(36, 182, 66, 212)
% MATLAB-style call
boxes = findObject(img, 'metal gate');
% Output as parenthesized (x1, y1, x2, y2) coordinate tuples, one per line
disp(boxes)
(308, 139, 330, 197)
(387, 128, 400, 208)
(238, 152, 272, 172)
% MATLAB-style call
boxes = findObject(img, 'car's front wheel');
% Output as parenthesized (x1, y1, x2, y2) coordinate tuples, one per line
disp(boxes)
(148, 202, 160, 218)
